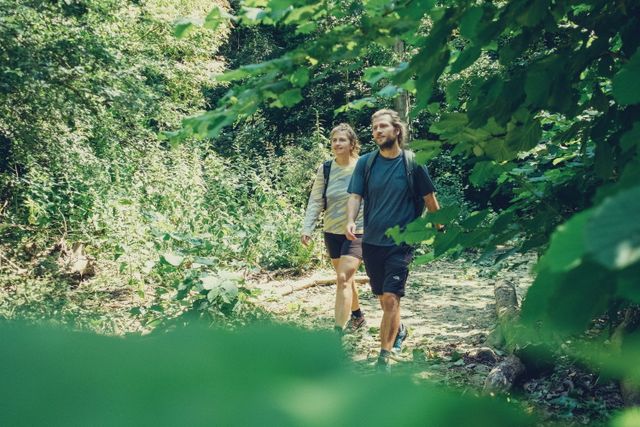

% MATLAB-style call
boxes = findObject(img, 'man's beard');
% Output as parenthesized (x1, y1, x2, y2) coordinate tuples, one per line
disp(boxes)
(378, 135, 397, 150)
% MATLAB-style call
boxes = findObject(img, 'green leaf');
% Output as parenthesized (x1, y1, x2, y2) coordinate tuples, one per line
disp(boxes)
(203, 6, 236, 31)
(290, 69, 310, 87)
(538, 210, 590, 273)
(193, 257, 216, 267)
(517, 0, 550, 27)
(430, 113, 468, 136)
(469, 161, 506, 187)
(459, 6, 483, 39)
(613, 48, 640, 105)
(161, 253, 184, 267)
(424, 205, 460, 224)
(363, 66, 393, 85)
(411, 140, 442, 163)
(620, 121, 640, 152)
(295, 21, 317, 34)
(450, 45, 481, 73)
(611, 408, 640, 427)
(278, 89, 302, 107)
(386, 219, 436, 245)
(586, 185, 640, 270)
(334, 97, 375, 114)
(460, 210, 490, 229)
(520, 262, 611, 336)
(377, 84, 401, 98)
(445, 80, 463, 108)
(173, 18, 199, 38)
(433, 224, 462, 256)
(504, 114, 542, 154)
(200, 275, 219, 291)
(413, 252, 435, 265)
(212, 69, 250, 83)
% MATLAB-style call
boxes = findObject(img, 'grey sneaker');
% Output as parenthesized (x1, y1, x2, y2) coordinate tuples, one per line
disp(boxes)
(346, 314, 366, 333)
(392, 324, 408, 354)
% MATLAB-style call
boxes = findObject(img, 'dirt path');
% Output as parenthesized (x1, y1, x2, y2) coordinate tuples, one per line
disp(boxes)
(248, 255, 533, 385)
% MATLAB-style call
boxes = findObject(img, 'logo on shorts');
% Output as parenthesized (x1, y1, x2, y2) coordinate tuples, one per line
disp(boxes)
(392, 275, 400, 281)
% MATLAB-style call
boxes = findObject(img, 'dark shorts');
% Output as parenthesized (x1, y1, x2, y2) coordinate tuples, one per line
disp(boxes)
(362, 243, 414, 298)
(323, 232, 363, 260)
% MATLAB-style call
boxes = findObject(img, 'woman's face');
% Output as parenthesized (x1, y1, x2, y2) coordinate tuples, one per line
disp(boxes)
(331, 131, 351, 156)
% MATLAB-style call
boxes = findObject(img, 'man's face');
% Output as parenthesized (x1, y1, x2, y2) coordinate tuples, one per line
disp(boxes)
(372, 114, 397, 149)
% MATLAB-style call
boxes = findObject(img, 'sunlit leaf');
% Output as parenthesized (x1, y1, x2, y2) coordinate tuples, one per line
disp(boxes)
(586, 185, 640, 270)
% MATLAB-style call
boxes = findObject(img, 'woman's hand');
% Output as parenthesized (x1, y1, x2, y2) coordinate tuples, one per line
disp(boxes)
(301, 234, 311, 246)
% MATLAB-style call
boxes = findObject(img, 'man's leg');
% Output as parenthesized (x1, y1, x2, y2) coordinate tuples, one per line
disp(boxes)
(378, 292, 401, 351)
(376, 244, 412, 367)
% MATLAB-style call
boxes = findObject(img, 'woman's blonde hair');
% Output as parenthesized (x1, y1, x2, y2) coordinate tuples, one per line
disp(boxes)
(329, 123, 360, 157)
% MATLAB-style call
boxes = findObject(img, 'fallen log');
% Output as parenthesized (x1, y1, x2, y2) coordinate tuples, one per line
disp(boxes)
(483, 279, 527, 394)
(612, 306, 640, 406)
(483, 355, 526, 394)
(281, 275, 369, 296)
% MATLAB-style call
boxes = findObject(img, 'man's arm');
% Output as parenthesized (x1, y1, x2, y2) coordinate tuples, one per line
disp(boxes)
(423, 192, 444, 231)
(345, 193, 362, 240)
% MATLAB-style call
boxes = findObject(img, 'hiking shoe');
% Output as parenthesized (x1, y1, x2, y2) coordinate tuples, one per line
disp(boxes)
(392, 324, 408, 354)
(376, 352, 391, 373)
(346, 314, 366, 333)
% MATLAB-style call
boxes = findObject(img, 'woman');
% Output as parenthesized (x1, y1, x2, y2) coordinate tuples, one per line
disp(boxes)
(301, 123, 366, 334)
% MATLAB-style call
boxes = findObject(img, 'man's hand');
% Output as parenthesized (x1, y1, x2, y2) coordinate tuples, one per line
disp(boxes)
(345, 221, 357, 241)
(345, 194, 362, 241)
(301, 234, 311, 246)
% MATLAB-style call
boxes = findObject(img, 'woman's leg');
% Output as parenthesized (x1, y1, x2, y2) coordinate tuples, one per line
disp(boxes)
(334, 255, 361, 329)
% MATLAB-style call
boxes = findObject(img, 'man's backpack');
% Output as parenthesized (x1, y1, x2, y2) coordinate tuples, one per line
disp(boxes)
(321, 159, 332, 210)
(363, 149, 424, 218)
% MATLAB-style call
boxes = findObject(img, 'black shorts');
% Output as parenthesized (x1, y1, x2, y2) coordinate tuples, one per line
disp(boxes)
(323, 232, 363, 260)
(362, 243, 414, 297)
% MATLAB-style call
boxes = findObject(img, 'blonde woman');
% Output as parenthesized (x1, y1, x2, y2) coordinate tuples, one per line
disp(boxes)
(301, 123, 366, 333)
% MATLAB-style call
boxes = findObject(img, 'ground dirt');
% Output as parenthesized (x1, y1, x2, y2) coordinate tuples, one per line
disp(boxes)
(248, 255, 533, 385)
(247, 255, 626, 425)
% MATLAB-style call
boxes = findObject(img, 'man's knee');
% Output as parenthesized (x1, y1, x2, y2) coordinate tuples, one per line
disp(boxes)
(380, 292, 400, 312)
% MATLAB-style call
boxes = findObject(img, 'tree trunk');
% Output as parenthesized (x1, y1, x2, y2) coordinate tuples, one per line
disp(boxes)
(393, 39, 409, 124)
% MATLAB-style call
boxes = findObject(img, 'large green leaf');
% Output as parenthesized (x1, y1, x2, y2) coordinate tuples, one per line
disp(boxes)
(520, 262, 611, 337)
(469, 161, 509, 187)
(278, 89, 303, 107)
(586, 185, 640, 270)
(537, 210, 590, 273)
(613, 48, 640, 106)
(620, 121, 640, 153)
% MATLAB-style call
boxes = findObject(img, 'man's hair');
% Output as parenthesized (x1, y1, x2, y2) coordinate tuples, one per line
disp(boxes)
(371, 109, 408, 147)
(330, 123, 360, 157)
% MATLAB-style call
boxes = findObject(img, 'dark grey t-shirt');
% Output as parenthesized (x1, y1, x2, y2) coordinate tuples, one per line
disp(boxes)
(348, 150, 436, 246)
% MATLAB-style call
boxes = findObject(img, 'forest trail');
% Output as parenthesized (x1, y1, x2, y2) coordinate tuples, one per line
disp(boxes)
(248, 255, 533, 384)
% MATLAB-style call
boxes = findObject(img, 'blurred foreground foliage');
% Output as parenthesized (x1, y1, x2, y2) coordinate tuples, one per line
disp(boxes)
(0, 321, 536, 427)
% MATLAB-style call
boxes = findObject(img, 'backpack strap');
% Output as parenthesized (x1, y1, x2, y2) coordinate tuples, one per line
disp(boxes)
(363, 150, 379, 198)
(322, 160, 332, 210)
(402, 149, 424, 218)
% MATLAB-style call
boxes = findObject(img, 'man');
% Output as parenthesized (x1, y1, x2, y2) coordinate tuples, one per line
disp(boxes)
(346, 109, 441, 370)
